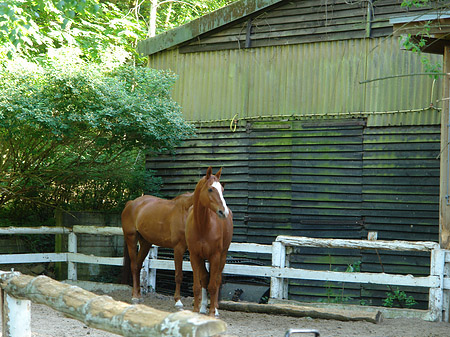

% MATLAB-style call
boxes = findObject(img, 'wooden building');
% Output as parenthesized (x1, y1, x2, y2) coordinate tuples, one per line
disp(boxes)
(137, 0, 448, 307)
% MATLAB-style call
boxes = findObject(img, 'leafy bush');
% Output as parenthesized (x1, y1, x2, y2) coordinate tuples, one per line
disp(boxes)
(0, 51, 194, 217)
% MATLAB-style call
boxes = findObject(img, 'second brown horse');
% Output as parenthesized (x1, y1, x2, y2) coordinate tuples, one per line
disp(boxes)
(121, 192, 193, 306)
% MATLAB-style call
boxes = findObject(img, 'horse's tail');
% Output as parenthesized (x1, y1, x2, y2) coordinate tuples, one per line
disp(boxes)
(121, 238, 132, 285)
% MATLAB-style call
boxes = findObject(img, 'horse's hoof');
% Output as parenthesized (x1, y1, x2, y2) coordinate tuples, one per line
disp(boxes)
(214, 308, 219, 318)
(199, 306, 207, 315)
(175, 300, 183, 309)
(131, 297, 143, 304)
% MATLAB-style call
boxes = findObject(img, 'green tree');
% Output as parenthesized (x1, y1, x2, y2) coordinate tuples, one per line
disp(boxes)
(0, 0, 236, 63)
(0, 49, 195, 214)
(0, 0, 147, 63)
(400, 0, 450, 76)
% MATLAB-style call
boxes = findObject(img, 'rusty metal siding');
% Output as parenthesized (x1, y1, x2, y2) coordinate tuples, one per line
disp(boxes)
(148, 36, 442, 126)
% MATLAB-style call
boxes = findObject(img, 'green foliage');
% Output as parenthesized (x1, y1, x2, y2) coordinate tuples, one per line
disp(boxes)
(0, 50, 194, 214)
(323, 260, 361, 304)
(0, 0, 147, 63)
(0, 0, 236, 63)
(153, 0, 237, 34)
(383, 288, 417, 308)
(401, 0, 430, 7)
(400, 0, 447, 78)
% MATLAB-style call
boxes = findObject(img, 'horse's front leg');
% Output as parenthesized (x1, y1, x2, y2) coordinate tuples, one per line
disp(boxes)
(199, 262, 209, 314)
(189, 254, 204, 313)
(173, 244, 186, 308)
(207, 253, 222, 317)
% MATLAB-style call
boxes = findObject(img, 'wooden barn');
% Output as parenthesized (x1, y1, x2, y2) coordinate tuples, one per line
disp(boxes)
(137, 0, 448, 308)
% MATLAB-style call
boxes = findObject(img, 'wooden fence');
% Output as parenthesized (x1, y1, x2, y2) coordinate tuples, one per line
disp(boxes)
(0, 271, 225, 337)
(0, 226, 449, 324)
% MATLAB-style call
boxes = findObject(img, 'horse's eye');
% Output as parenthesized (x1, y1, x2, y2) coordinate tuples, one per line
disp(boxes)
(208, 188, 213, 192)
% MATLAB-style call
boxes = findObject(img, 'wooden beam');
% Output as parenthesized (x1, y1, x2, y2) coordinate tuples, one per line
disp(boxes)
(440, 46, 450, 249)
(219, 300, 383, 324)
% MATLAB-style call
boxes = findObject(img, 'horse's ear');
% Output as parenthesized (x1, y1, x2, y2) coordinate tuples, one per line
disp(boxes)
(215, 167, 222, 179)
(206, 166, 213, 178)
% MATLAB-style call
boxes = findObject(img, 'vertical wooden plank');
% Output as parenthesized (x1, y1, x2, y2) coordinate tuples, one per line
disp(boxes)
(2, 290, 31, 337)
(146, 247, 159, 293)
(444, 251, 450, 322)
(270, 241, 287, 299)
(440, 47, 450, 249)
(54, 210, 63, 280)
(67, 232, 77, 281)
(429, 248, 445, 321)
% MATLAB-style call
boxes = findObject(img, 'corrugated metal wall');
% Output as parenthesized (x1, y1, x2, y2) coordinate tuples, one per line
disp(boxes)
(148, 37, 442, 126)
(147, 119, 440, 307)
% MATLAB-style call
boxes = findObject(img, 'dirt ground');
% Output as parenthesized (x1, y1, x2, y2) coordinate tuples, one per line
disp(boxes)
(14, 289, 450, 337)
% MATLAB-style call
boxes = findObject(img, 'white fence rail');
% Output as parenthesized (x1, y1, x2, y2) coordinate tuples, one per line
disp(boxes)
(0, 226, 449, 322)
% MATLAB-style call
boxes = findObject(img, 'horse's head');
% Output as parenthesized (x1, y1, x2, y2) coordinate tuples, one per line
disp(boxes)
(198, 166, 230, 219)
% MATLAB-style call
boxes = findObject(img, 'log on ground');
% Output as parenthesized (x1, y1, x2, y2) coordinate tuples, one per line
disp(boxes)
(219, 301, 383, 324)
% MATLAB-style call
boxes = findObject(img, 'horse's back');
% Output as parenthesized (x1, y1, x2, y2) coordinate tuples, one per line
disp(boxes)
(124, 194, 188, 247)
(121, 195, 164, 233)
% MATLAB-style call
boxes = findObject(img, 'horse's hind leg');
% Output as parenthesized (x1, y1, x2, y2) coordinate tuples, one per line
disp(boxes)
(124, 232, 140, 302)
(173, 244, 186, 308)
(135, 235, 151, 300)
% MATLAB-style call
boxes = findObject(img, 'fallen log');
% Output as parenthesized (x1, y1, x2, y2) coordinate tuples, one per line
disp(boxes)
(219, 300, 383, 324)
(0, 272, 226, 337)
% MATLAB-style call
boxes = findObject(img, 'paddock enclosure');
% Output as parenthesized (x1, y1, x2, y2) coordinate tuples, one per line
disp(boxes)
(136, 0, 449, 312)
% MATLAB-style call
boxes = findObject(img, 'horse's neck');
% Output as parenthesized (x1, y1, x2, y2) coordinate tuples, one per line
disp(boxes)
(193, 183, 212, 230)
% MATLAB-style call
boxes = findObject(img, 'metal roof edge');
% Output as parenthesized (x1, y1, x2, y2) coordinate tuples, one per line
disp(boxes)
(389, 11, 450, 24)
(136, 0, 284, 56)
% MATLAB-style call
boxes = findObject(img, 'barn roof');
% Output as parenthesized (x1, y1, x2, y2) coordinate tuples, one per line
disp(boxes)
(391, 11, 450, 55)
(137, 0, 447, 57)
(137, 0, 283, 57)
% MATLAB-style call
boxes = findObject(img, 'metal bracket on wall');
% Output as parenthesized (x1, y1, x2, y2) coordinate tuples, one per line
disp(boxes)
(245, 19, 252, 48)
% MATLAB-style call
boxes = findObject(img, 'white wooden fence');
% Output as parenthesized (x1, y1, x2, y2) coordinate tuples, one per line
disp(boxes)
(0, 226, 449, 323)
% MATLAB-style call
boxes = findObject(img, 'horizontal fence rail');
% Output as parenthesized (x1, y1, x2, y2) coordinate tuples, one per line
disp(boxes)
(0, 226, 449, 322)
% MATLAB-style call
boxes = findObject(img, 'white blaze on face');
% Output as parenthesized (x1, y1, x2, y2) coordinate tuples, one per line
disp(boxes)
(212, 181, 229, 217)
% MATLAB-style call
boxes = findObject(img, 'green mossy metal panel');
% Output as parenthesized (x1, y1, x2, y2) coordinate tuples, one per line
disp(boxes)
(148, 38, 442, 126)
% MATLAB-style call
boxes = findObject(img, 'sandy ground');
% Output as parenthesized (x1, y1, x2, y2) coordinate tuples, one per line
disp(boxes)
(12, 290, 450, 337)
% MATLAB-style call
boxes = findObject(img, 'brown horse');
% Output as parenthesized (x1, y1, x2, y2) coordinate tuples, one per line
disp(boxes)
(186, 167, 233, 317)
(121, 192, 194, 306)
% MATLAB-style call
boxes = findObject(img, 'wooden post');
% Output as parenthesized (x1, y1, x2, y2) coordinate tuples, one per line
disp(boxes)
(444, 251, 450, 322)
(271, 241, 287, 299)
(429, 248, 445, 321)
(54, 210, 64, 280)
(147, 246, 158, 293)
(1, 288, 31, 337)
(68, 232, 77, 281)
(440, 46, 450, 249)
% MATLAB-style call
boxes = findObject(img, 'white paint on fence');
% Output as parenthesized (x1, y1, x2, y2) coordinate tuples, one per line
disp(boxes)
(2, 291, 31, 337)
